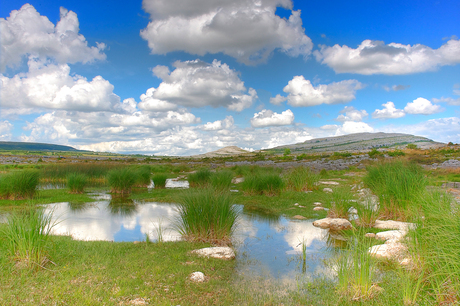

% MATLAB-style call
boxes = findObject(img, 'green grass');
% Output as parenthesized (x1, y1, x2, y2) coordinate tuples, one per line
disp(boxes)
(175, 189, 239, 244)
(66, 172, 88, 194)
(134, 165, 151, 187)
(0, 170, 40, 200)
(326, 186, 355, 219)
(107, 168, 138, 195)
(1, 206, 56, 269)
(241, 171, 284, 196)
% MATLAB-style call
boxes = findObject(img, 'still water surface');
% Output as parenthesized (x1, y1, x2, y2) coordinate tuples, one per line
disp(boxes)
(42, 191, 337, 281)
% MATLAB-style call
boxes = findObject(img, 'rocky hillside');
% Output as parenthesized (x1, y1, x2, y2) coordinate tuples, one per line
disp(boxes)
(271, 132, 444, 154)
(191, 146, 250, 158)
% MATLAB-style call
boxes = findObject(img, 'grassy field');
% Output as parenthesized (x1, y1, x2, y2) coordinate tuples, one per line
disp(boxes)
(0, 146, 459, 305)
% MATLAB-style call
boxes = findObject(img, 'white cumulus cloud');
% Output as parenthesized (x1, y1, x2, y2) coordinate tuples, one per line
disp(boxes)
(282, 76, 364, 107)
(372, 102, 406, 119)
(250, 109, 294, 128)
(336, 106, 368, 122)
(335, 121, 374, 135)
(145, 59, 257, 111)
(314, 38, 460, 75)
(140, 0, 312, 65)
(404, 97, 444, 115)
(0, 4, 106, 72)
(201, 116, 234, 131)
(0, 121, 13, 140)
(0, 58, 120, 113)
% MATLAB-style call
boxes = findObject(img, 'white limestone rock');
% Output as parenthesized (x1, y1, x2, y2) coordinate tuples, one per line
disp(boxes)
(374, 220, 416, 232)
(189, 271, 206, 283)
(368, 241, 407, 260)
(312, 217, 353, 231)
(375, 230, 405, 242)
(323, 188, 333, 193)
(191, 247, 235, 260)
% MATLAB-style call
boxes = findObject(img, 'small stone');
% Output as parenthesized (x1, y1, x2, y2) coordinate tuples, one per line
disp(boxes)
(374, 220, 416, 232)
(313, 202, 323, 206)
(189, 271, 205, 283)
(294, 203, 299, 206)
(298, 205, 305, 208)
(292, 215, 307, 220)
(129, 298, 147, 305)
(323, 188, 333, 193)
(365, 233, 376, 238)
(368, 241, 407, 260)
(319, 181, 340, 185)
(133, 241, 141, 244)
(313, 207, 325, 211)
(375, 230, 405, 242)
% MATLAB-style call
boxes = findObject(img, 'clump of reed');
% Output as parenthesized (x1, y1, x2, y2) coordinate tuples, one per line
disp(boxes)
(134, 165, 152, 187)
(66, 172, 88, 194)
(327, 186, 355, 219)
(175, 189, 239, 244)
(0, 170, 39, 199)
(188, 168, 212, 187)
(107, 168, 137, 195)
(407, 190, 460, 304)
(363, 160, 426, 220)
(152, 173, 168, 188)
(335, 231, 378, 301)
(210, 170, 234, 190)
(2, 207, 56, 269)
(241, 171, 284, 196)
(283, 166, 320, 192)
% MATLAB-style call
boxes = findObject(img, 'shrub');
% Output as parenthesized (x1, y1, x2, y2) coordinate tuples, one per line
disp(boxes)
(368, 149, 383, 158)
(406, 143, 418, 149)
(66, 172, 88, 194)
(175, 189, 239, 244)
(333, 152, 352, 158)
(387, 150, 405, 157)
(107, 168, 137, 195)
(152, 173, 168, 189)
(0, 170, 39, 199)
(188, 168, 212, 187)
(2, 207, 56, 269)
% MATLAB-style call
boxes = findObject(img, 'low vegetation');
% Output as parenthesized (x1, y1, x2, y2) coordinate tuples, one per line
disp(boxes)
(0, 170, 39, 199)
(107, 168, 138, 195)
(66, 172, 88, 194)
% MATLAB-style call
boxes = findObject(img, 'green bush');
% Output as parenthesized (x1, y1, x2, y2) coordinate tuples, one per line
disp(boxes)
(66, 172, 88, 194)
(0, 170, 39, 199)
(387, 150, 405, 157)
(368, 148, 383, 158)
(175, 189, 239, 243)
(107, 168, 137, 195)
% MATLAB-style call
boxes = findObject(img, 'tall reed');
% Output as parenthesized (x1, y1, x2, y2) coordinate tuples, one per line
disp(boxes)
(210, 170, 233, 190)
(188, 168, 212, 187)
(66, 172, 88, 194)
(152, 173, 168, 188)
(363, 160, 426, 219)
(0, 170, 39, 199)
(175, 189, 239, 244)
(107, 168, 137, 195)
(2, 207, 56, 269)
(134, 165, 151, 187)
(283, 166, 320, 192)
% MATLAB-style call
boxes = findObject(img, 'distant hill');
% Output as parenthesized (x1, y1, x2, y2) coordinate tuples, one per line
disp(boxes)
(0, 141, 82, 152)
(270, 132, 445, 154)
(191, 146, 250, 158)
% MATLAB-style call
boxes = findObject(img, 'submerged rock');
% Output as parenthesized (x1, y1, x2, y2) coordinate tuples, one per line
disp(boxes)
(292, 215, 307, 220)
(312, 217, 353, 231)
(191, 247, 235, 260)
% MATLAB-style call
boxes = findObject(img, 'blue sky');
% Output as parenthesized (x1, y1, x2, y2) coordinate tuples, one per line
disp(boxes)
(1, 0, 459, 155)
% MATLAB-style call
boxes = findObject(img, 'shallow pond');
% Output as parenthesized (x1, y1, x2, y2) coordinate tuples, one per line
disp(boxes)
(41, 192, 338, 281)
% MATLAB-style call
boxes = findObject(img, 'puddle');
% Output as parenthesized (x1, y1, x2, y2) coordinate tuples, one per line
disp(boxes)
(147, 178, 190, 189)
(39, 193, 337, 281)
(38, 183, 66, 190)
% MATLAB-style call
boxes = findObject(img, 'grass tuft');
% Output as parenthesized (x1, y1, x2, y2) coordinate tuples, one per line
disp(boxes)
(284, 166, 320, 192)
(188, 168, 212, 187)
(0, 170, 39, 199)
(107, 168, 137, 195)
(66, 172, 88, 194)
(152, 173, 168, 189)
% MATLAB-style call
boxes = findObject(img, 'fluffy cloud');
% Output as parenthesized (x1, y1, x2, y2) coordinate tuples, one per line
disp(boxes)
(0, 58, 120, 113)
(1, 4, 106, 72)
(336, 106, 368, 122)
(372, 102, 406, 119)
(0, 121, 13, 141)
(269, 94, 287, 105)
(280, 76, 363, 107)
(315, 39, 460, 75)
(140, 0, 312, 64)
(145, 59, 257, 111)
(380, 117, 459, 144)
(250, 109, 294, 127)
(432, 97, 460, 106)
(335, 121, 374, 135)
(404, 97, 443, 115)
(201, 116, 234, 131)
